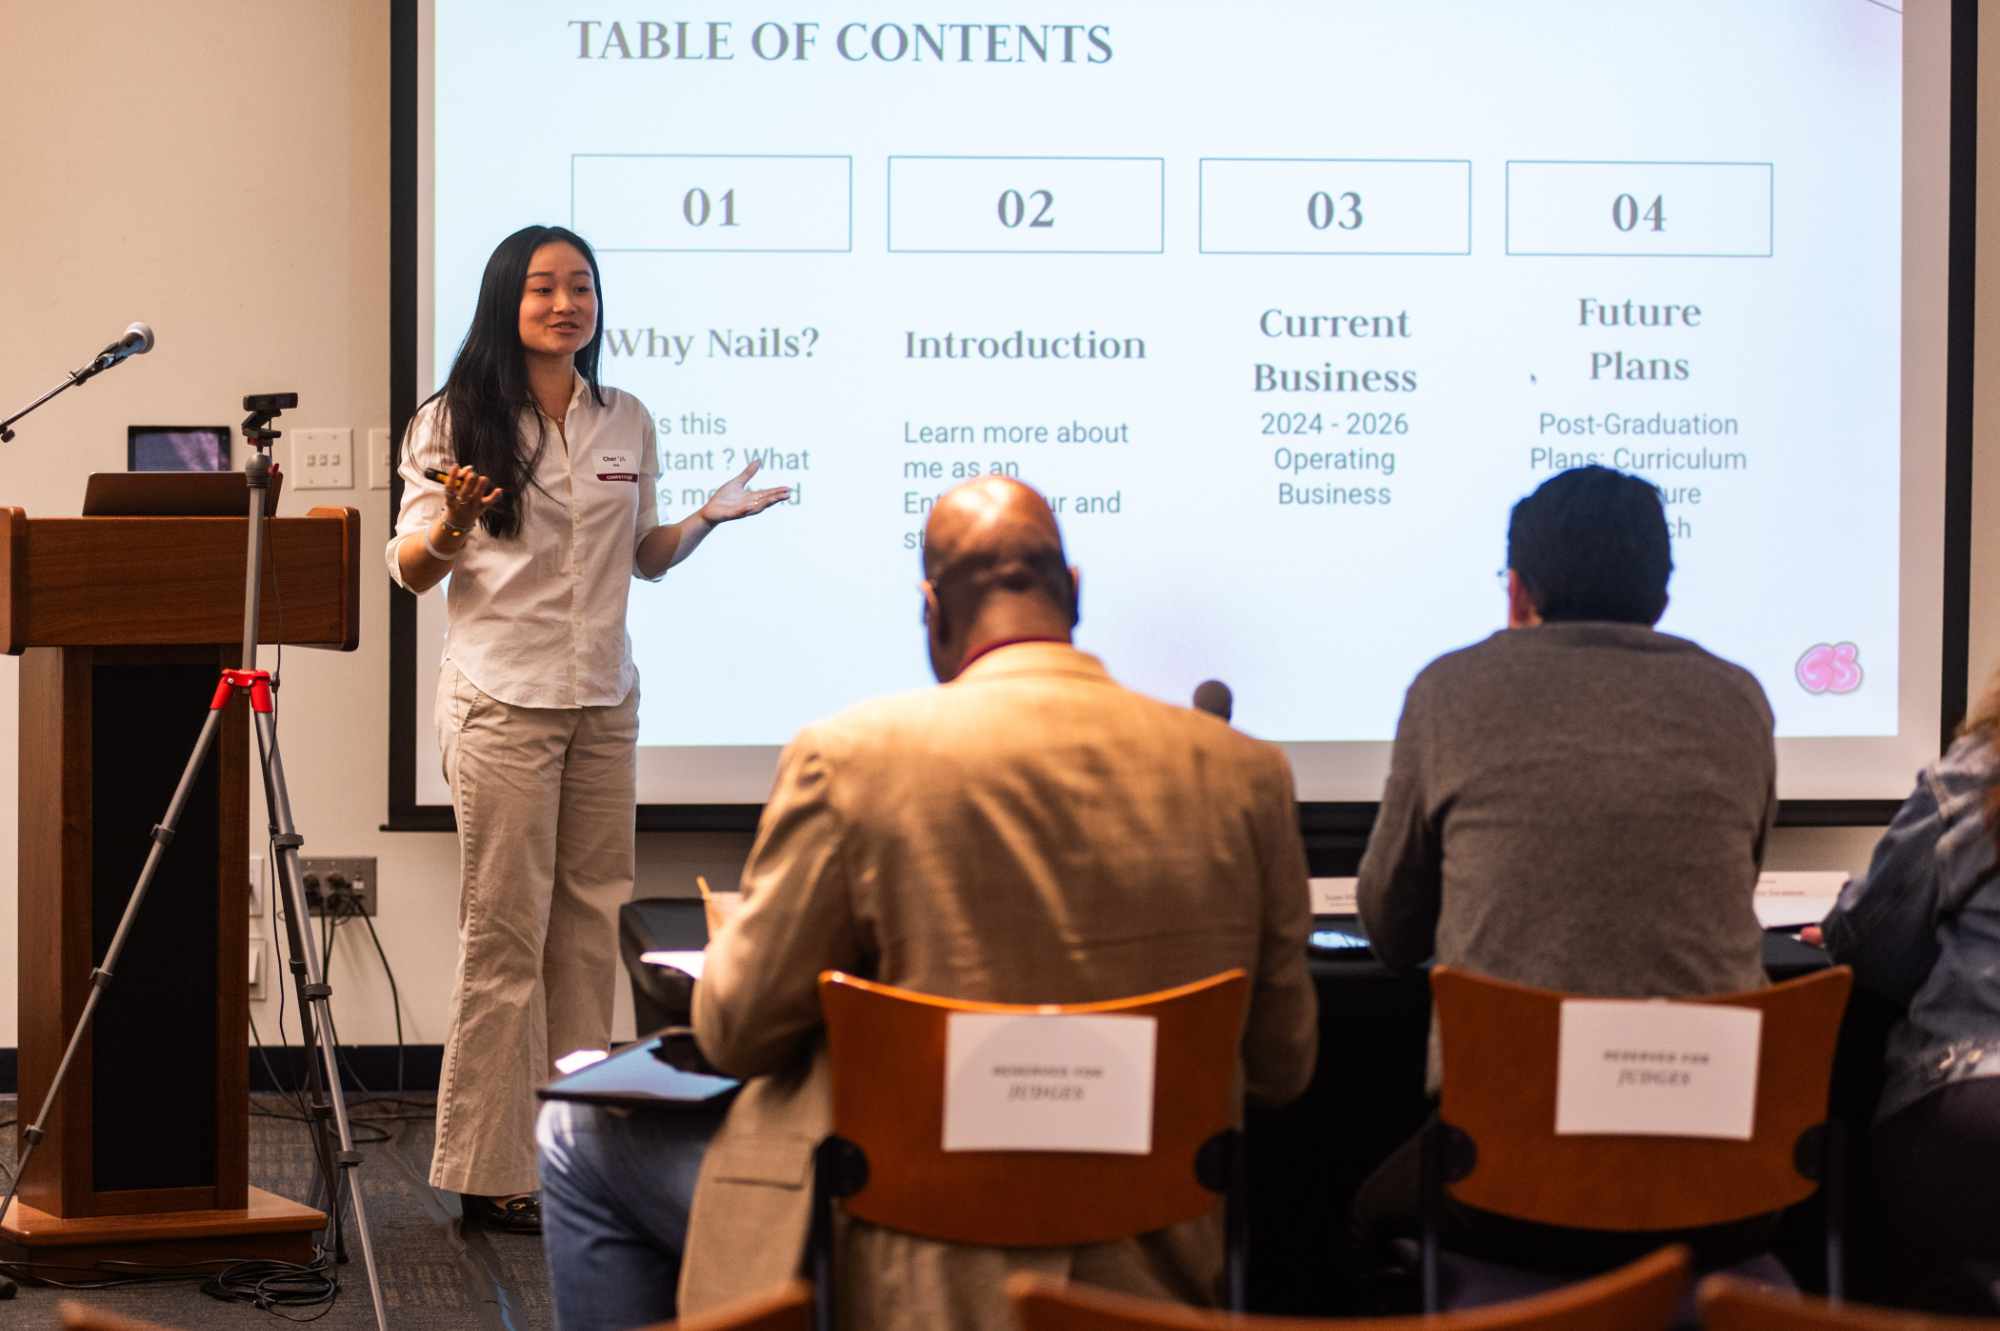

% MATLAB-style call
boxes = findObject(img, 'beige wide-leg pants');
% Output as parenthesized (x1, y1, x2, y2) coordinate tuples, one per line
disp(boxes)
(429, 662, 638, 1197)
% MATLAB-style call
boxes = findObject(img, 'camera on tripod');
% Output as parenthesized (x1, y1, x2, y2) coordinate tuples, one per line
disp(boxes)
(241, 391, 298, 449)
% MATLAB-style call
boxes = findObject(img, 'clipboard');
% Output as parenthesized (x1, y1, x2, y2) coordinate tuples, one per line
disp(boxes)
(537, 1032, 740, 1111)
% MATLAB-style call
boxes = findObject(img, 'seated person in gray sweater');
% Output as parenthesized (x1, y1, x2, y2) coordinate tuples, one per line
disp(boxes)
(1352, 464, 1776, 1281)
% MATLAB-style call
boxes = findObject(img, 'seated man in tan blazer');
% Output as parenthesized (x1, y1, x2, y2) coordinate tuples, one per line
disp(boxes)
(537, 476, 1317, 1331)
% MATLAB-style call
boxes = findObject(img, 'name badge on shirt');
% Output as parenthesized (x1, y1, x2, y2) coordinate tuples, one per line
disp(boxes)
(595, 449, 638, 482)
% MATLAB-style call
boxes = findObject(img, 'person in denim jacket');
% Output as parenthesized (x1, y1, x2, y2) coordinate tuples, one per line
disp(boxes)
(1818, 686, 2000, 1314)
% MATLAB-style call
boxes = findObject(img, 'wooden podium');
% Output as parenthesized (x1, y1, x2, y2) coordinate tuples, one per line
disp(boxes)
(2, 499, 360, 1268)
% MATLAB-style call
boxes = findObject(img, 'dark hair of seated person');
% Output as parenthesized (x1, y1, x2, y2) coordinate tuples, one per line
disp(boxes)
(1506, 465, 1672, 625)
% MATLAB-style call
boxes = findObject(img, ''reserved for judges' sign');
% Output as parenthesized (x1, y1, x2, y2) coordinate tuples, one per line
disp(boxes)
(1554, 1000, 1763, 1141)
(942, 1013, 1157, 1154)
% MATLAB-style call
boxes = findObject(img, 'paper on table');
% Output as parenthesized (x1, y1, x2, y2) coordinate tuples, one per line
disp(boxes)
(640, 949, 707, 980)
(1311, 877, 1358, 915)
(1555, 999, 1763, 1140)
(554, 1048, 609, 1075)
(1753, 870, 1847, 929)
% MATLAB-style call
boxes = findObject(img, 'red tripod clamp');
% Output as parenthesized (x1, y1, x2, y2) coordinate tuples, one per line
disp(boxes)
(212, 669, 275, 715)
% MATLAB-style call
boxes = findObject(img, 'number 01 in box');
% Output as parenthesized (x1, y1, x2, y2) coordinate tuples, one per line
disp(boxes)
(572, 154, 854, 253)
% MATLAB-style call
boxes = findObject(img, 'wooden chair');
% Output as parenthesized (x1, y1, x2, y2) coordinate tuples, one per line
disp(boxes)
(811, 968, 1250, 1330)
(57, 1302, 179, 1330)
(1008, 1243, 1692, 1330)
(639, 1279, 813, 1331)
(1422, 965, 1854, 1312)
(1699, 1275, 2000, 1330)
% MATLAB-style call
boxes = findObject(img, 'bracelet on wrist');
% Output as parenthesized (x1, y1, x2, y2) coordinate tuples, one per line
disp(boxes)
(422, 527, 462, 563)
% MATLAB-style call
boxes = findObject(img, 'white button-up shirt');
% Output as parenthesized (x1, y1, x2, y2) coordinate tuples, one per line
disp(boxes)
(387, 372, 662, 709)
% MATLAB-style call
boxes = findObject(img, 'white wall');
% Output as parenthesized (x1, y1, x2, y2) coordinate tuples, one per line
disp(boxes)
(0, 2, 1993, 1049)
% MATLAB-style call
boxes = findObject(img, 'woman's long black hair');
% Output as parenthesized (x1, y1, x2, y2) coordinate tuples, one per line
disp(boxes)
(425, 224, 607, 537)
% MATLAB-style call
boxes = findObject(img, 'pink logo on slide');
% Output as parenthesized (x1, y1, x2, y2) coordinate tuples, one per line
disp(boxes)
(1796, 642, 1863, 695)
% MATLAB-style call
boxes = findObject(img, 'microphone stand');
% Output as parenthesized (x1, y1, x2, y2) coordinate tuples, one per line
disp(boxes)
(0, 342, 135, 1303)
(0, 353, 122, 443)
(0, 348, 118, 1299)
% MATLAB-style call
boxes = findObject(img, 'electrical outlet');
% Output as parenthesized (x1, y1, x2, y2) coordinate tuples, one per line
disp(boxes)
(249, 854, 266, 916)
(248, 937, 266, 999)
(292, 427, 354, 490)
(297, 855, 378, 916)
(369, 426, 393, 490)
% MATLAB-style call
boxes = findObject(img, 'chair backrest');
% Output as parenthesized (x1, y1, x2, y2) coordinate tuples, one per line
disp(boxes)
(816, 967, 1248, 1247)
(1431, 964, 1853, 1231)
(1007, 1244, 1692, 1331)
(58, 1303, 179, 1331)
(640, 1279, 813, 1331)
(1698, 1275, 2000, 1330)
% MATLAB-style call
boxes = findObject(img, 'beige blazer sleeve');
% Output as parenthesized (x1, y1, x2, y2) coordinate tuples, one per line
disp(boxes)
(694, 727, 867, 1077)
(1242, 746, 1318, 1106)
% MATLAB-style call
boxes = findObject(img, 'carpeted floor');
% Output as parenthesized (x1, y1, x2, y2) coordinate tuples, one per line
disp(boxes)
(2, 1094, 554, 1331)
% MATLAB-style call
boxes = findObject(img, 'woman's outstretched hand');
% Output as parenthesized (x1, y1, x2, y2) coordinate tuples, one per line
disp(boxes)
(700, 460, 791, 523)
(440, 464, 505, 529)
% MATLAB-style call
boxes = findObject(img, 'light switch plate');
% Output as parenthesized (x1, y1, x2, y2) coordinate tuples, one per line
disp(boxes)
(292, 427, 353, 490)
(369, 426, 393, 490)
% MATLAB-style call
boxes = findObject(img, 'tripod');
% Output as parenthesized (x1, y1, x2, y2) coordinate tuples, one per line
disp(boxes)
(0, 394, 388, 1330)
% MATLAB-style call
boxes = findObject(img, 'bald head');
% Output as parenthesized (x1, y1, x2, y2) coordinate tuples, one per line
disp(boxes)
(920, 477, 1078, 681)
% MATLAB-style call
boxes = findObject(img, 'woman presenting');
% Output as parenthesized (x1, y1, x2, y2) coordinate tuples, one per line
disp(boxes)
(388, 224, 787, 1231)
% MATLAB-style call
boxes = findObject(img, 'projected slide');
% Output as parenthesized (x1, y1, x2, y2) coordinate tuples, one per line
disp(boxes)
(419, 0, 1935, 805)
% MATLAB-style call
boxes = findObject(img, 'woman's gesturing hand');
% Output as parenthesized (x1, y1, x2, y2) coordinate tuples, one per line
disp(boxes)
(700, 460, 792, 524)
(440, 465, 505, 530)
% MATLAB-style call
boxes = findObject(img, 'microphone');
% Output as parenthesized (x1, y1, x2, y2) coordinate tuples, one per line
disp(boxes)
(1, 321, 156, 441)
(1192, 679, 1233, 722)
(94, 322, 155, 370)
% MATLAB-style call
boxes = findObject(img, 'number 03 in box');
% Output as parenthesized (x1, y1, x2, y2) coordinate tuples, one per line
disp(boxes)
(1199, 158, 1472, 256)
